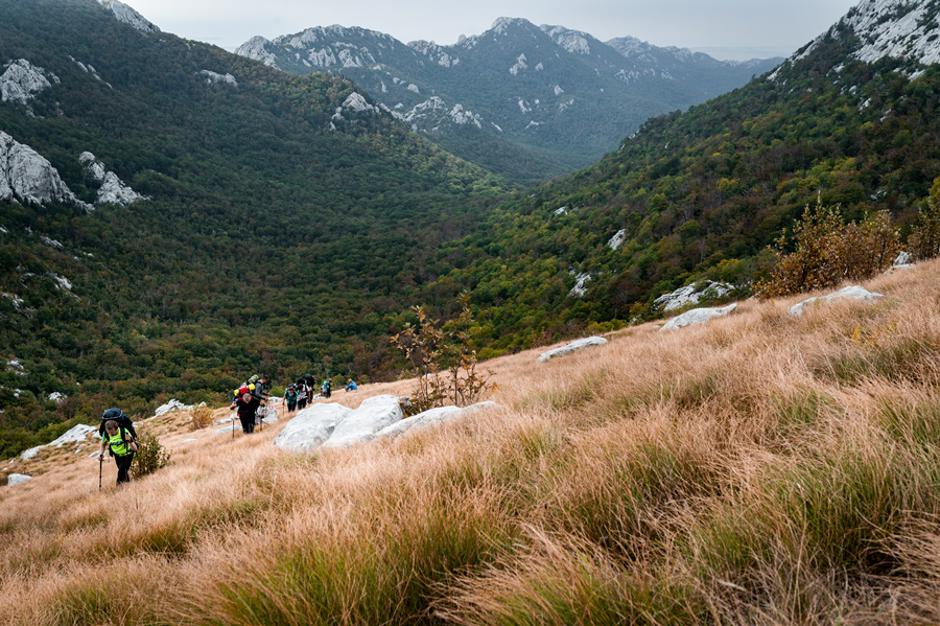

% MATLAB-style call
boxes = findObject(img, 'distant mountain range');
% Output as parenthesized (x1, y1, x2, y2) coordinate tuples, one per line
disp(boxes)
(237, 19, 782, 182)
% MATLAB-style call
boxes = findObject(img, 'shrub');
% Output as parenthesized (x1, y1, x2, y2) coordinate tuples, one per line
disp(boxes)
(391, 295, 493, 415)
(189, 405, 213, 431)
(132, 431, 170, 478)
(757, 200, 899, 298)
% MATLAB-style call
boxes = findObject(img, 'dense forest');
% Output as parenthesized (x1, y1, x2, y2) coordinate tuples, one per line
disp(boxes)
(0, 0, 504, 457)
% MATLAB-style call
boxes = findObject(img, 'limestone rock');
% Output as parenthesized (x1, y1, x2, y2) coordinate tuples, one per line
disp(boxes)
(0, 132, 91, 210)
(322, 395, 403, 448)
(376, 401, 498, 439)
(274, 403, 350, 452)
(6, 473, 32, 487)
(789, 286, 883, 317)
(661, 303, 738, 331)
(538, 336, 608, 363)
(1, 59, 59, 107)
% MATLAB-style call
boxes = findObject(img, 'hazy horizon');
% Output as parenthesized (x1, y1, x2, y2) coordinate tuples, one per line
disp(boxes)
(122, 0, 860, 61)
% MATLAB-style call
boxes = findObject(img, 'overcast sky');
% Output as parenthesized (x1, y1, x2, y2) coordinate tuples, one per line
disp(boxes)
(127, 0, 860, 60)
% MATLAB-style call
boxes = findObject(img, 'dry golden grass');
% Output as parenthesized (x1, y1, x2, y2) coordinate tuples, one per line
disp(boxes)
(1, 260, 939, 625)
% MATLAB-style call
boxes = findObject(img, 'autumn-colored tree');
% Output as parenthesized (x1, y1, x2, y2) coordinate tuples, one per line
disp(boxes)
(392, 296, 492, 416)
(757, 200, 899, 298)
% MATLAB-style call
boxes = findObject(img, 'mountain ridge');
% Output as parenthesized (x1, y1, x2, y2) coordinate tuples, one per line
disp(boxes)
(236, 16, 782, 182)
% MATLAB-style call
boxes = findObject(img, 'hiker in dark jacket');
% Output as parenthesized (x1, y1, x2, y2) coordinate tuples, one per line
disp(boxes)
(98, 418, 137, 485)
(284, 384, 298, 413)
(231, 388, 261, 434)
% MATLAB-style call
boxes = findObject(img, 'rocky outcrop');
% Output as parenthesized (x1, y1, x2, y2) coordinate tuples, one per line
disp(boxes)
(569, 272, 592, 298)
(322, 395, 403, 448)
(0, 132, 91, 211)
(661, 303, 738, 331)
(538, 336, 608, 363)
(197, 70, 238, 87)
(376, 401, 498, 439)
(607, 229, 626, 251)
(154, 399, 192, 417)
(79, 151, 146, 206)
(789, 286, 883, 317)
(1, 59, 59, 107)
(20, 424, 97, 461)
(98, 0, 159, 34)
(654, 281, 734, 312)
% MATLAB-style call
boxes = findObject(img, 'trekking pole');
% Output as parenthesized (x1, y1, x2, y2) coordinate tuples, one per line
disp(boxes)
(98, 455, 103, 491)
(232, 412, 236, 440)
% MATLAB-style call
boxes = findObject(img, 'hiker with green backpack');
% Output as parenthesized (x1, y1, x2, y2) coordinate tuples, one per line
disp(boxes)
(97, 409, 138, 486)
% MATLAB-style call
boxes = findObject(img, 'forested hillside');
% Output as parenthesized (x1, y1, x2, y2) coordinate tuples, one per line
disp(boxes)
(428, 0, 940, 354)
(0, 0, 503, 456)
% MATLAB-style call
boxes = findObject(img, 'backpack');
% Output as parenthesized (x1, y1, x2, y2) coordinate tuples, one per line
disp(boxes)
(99, 408, 137, 441)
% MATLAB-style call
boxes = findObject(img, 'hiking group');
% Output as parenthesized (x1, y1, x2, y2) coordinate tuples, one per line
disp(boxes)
(94, 372, 359, 487)
(231, 374, 271, 435)
(282, 375, 358, 414)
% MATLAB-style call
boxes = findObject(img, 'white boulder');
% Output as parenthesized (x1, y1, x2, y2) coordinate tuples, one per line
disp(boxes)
(154, 399, 192, 417)
(274, 403, 350, 452)
(0, 132, 91, 210)
(661, 303, 738, 331)
(789, 286, 884, 317)
(654, 281, 734, 312)
(322, 395, 403, 448)
(47, 391, 67, 403)
(538, 336, 608, 363)
(376, 401, 498, 439)
(1, 59, 59, 106)
(6, 473, 32, 487)
(893, 251, 913, 269)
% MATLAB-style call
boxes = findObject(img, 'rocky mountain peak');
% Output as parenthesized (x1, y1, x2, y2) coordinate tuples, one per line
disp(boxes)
(97, 0, 159, 34)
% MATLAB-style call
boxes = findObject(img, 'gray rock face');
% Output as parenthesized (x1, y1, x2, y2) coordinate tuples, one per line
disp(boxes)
(661, 303, 738, 331)
(322, 395, 403, 448)
(788, 286, 883, 317)
(654, 281, 734, 312)
(538, 336, 608, 363)
(274, 404, 350, 452)
(98, 0, 159, 34)
(79, 151, 145, 206)
(0, 132, 91, 210)
(197, 70, 238, 87)
(1, 59, 59, 107)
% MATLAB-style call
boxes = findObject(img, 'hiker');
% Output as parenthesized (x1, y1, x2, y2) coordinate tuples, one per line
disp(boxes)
(98, 416, 138, 485)
(284, 384, 298, 413)
(345, 379, 359, 392)
(321, 378, 332, 399)
(231, 386, 261, 434)
(297, 381, 309, 410)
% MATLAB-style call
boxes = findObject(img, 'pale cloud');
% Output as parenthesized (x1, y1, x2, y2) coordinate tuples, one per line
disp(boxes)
(126, 0, 859, 60)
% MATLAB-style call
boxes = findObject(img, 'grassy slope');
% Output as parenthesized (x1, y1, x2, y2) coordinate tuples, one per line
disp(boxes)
(1, 259, 940, 624)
